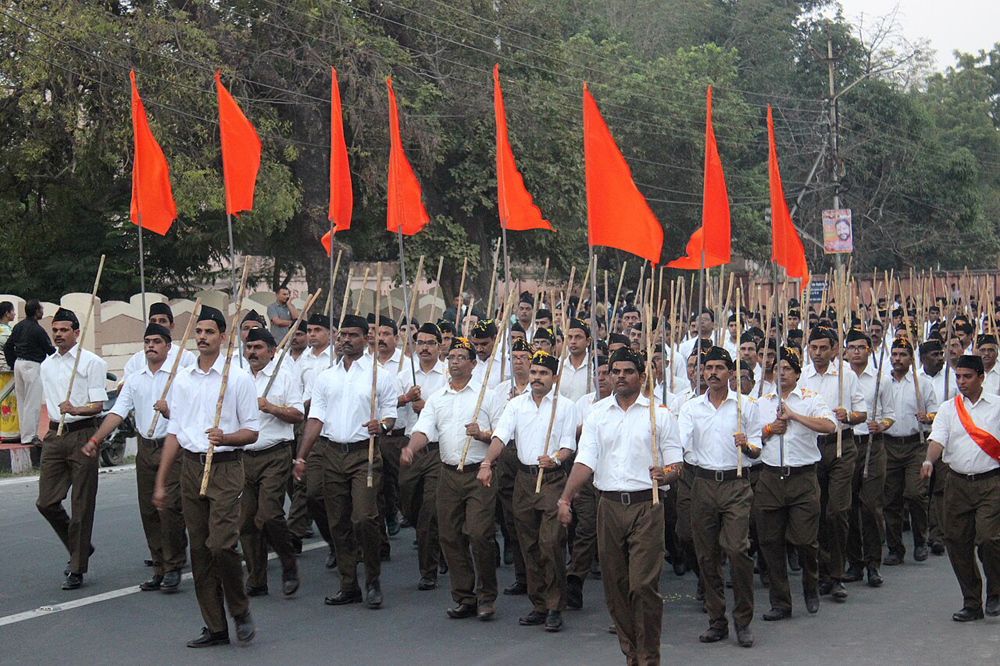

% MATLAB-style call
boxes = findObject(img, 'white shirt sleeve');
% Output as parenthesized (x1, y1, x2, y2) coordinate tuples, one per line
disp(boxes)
(87, 355, 109, 403)
(109, 374, 136, 420)
(574, 411, 599, 471)
(412, 393, 439, 441)
(492, 400, 516, 444)
(309, 370, 331, 424)
(233, 372, 260, 432)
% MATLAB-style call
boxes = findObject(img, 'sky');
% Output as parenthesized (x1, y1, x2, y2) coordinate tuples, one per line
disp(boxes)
(836, 0, 999, 69)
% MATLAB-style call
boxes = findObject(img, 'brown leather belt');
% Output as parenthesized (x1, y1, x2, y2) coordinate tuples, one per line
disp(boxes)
(517, 462, 565, 477)
(183, 449, 241, 464)
(691, 466, 745, 482)
(949, 467, 1000, 482)
(322, 437, 369, 453)
(602, 489, 654, 504)
(48, 417, 97, 435)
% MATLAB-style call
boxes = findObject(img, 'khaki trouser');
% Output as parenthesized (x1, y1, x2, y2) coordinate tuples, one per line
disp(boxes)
(240, 444, 297, 588)
(674, 467, 699, 576)
(883, 435, 929, 556)
(513, 468, 567, 612)
(14, 359, 42, 443)
(497, 443, 525, 585)
(598, 495, 664, 666)
(847, 434, 886, 568)
(322, 439, 382, 592)
(691, 475, 754, 629)
(378, 432, 406, 553)
(437, 462, 498, 605)
(755, 468, 821, 612)
(399, 444, 442, 580)
(180, 453, 248, 635)
(928, 459, 949, 544)
(36, 423, 99, 574)
(943, 470, 1000, 610)
(817, 435, 857, 582)
(136, 438, 186, 574)
(567, 475, 600, 581)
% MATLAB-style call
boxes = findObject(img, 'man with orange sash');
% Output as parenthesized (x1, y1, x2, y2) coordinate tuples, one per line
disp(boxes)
(923, 354, 1000, 622)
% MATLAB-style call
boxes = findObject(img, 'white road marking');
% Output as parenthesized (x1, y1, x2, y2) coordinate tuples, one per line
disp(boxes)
(0, 541, 327, 627)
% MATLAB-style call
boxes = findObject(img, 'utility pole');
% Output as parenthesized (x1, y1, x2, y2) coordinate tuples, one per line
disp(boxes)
(825, 31, 844, 271)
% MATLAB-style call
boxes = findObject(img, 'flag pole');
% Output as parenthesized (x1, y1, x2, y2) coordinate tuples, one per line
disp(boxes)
(329, 226, 337, 318)
(396, 226, 418, 384)
(773, 260, 785, 471)
(696, 246, 706, 395)
(137, 215, 147, 325)
(226, 213, 237, 299)
(502, 218, 514, 386)
(589, 247, 599, 394)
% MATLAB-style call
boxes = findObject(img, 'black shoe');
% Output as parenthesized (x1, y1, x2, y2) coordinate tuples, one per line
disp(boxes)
(931, 541, 946, 556)
(418, 577, 437, 591)
(545, 610, 563, 632)
(478, 601, 496, 621)
(699, 626, 729, 643)
(326, 550, 337, 569)
(186, 627, 230, 648)
(830, 581, 848, 601)
(986, 596, 1000, 616)
(140, 574, 163, 591)
(365, 580, 383, 609)
(566, 576, 583, 610)
(818, 580, 833, 596)
(788, 549, 801, 572)
(804, 592, 819, 614)
(291, 537, 303, 555)
(234, 610, 256, 643)
(304, 527, 315, 539)
(446, 603, 477, 619)
(282, 567, 300, 597)
(503, 543, 514, 566)
(763, 607, 791, 621)
(883, 551, 904, 566)
(953, 607, 984, 622)
(162, 569, 181, 592)
(673, 561, 687, 576)
(843, 565, 864, 583)
(324, 589, 363, 605)
(439, 561, 449, 576)
(736, 625, 754, 648)
(61, 572, 83, 590)
(867, 566, 883, 588)
(144, 558, 154, 567)
(245, 584, 269, 597)
(519, 610, 546, 626)
(504, 581, 528, 596)
(914, 544, 930, 562)
(399, 516, 413, 529)
(386, 513, 401, 537)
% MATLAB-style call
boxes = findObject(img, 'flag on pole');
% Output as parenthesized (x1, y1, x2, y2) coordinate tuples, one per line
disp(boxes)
(767, 105, 809, 282)
(667, 86, 730, 269)
(215, 70, 261, 217)
(322, 66, 353, 256)
(129, 70, 176, 235)
(386, 77, 430, 236)
(583, 83, 663, 264)
(494, 65, 551, 232)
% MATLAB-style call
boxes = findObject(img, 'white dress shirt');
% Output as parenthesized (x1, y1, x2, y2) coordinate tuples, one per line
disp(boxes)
(885, 368, 937, 438)
(678, 389, 762, 471)
(574, 391, 612, 428)
(309, 354, 398, 443)
(471, 353, 504, 390)
(926, 367, 958, 407)
(929, 392, 1000, 474)
(397, 360, 449, 436)
(983, 363, 1000, 396)
(123, 343, 195, 381)
(110, 357, 171, 439)
(166, 355, 259, 453)
(576, 393, 683, 492)
(559, 354, 591, 403)
(248, 359, 303, 451)
(852, 360, 896, 437)
(298, 344, 333, 402)
(800, 362, 867, 418)
(412, 379, 503, 465)
(493, 387, 578, 465)
(40, 344, 108, 424)
(757, 385, 836, 467)
(494, 378, 531, 406)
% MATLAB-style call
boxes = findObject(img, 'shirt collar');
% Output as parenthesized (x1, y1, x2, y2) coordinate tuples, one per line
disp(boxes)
(57, 343, 80, 361)
(192, 353, 227, 376)
(445, 378, 478, 395)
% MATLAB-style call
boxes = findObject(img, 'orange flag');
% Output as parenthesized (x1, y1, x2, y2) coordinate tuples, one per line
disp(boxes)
(322, 67, 353, 256)
(494, 65, 551, 232)
(767, 105, 809, 282)
(668, 86, 730, 269)
(583, 84, 663, 264)
(215, 71, 261, 217)
(386, 77, 430, 236)
(129, 70, 176, 235)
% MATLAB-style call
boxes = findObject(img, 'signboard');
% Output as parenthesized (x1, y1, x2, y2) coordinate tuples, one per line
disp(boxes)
(822, 209, 853, 254)
(808, 279, 827, 304)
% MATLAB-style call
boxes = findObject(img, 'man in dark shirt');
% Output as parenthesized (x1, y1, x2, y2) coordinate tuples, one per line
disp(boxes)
(3, 299, 55, 444)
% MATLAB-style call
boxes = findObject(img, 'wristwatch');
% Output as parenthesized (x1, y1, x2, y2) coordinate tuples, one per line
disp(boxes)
(379, 421, 390, 436)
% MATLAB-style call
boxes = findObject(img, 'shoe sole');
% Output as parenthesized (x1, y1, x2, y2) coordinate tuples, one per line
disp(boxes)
(236, 631, 255, 644)
(187, 639, 230, 648)
(478, 613, 495, 622)
(282, 581, 300, 598)
(325, 597, 362, 606)
(545, 626, 562, 632)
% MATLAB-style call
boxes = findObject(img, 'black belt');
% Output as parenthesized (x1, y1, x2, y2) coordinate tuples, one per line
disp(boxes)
(517, 461, 565, 477)
(388, 428, 405, 438)
(137, 434, 165, 449)
(884, 434, 922, 445)
(762, 463, 817, 477)
(425, 441, 440, 452)
(602, 489, 654, 504)
(243, 440, 294, 457)
(322, 437, 369, 453)
(949, 467, 1000, 482)
(691, 466, 745, 482)
(442, 461, 482, 473)
(183, 449, 241, 464)
(48, 417, 97, 435)
(818, 429, 853, 445)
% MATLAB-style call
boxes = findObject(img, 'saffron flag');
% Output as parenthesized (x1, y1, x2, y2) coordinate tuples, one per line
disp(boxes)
(667, 86, 730, 269)
(215, 71, 261, 216)
(767, 105, 809, 282)
(386, 77, 430, 236)
(129, 70, 176, 235)
(583, 83, 663, 264)
(322, 66, 353, 256)
(494, 65, 551, 232)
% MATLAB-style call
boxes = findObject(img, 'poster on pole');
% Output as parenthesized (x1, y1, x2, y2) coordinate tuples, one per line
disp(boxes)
(822, 209, 853, 254)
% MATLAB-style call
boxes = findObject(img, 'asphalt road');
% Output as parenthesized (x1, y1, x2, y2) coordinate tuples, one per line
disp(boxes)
(1, 466, 998, 665)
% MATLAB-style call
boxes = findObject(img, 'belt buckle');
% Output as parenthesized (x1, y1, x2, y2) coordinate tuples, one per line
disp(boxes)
(341, 442, 351, 453)
(714, 470, 725, 482)
(781, 465, 792, 478)
(620, 492, 631, 506)
(199, 453, 208, 464)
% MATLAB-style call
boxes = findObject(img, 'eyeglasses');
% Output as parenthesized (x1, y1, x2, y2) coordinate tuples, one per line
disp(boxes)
(414, 340, 438, 348)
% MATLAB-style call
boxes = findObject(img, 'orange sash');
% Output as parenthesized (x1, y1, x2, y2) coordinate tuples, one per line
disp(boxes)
(954, 396, 1000, 462)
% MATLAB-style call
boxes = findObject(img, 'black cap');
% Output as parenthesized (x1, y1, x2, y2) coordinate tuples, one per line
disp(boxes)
(703, 346, 735, 370)
(533, 327, 555, 343)
(449, 336, 476, 360)
(246, 327, 276, 346)
(198, 305, 227, 332)
(608, 332, 629, 346)
(977, 334, 998, 347)
(609, 347, 645, 374)
(779, 345, 802, 374)
(471, 319, 498, 339)
(891, 337, 914, 352)
(340, 314, 368, 333)
(296, 320, 308, 333)
(511, 337, 532, 353)
(52, 307, 79, 329)
(955, 354, 985, 375)
(148, 302, 173, 322)
(808, 325, 838, 344)
(377, 316, 398, 334)
(436, 319, 456, 335)
(308, 313, 331, 329)
(530, 350, 559, 374)
(919, 339, 943, 355)
(739, 331, 757, 345)
(845, 328, 871, 347)
(510, 322, 525, 334)
(242, 309, 266, 327)
(143, 322, 171, 343)
(568, 317, 591, 337)
(417, 322, 442, 343)
(536, 308, 552, 321)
